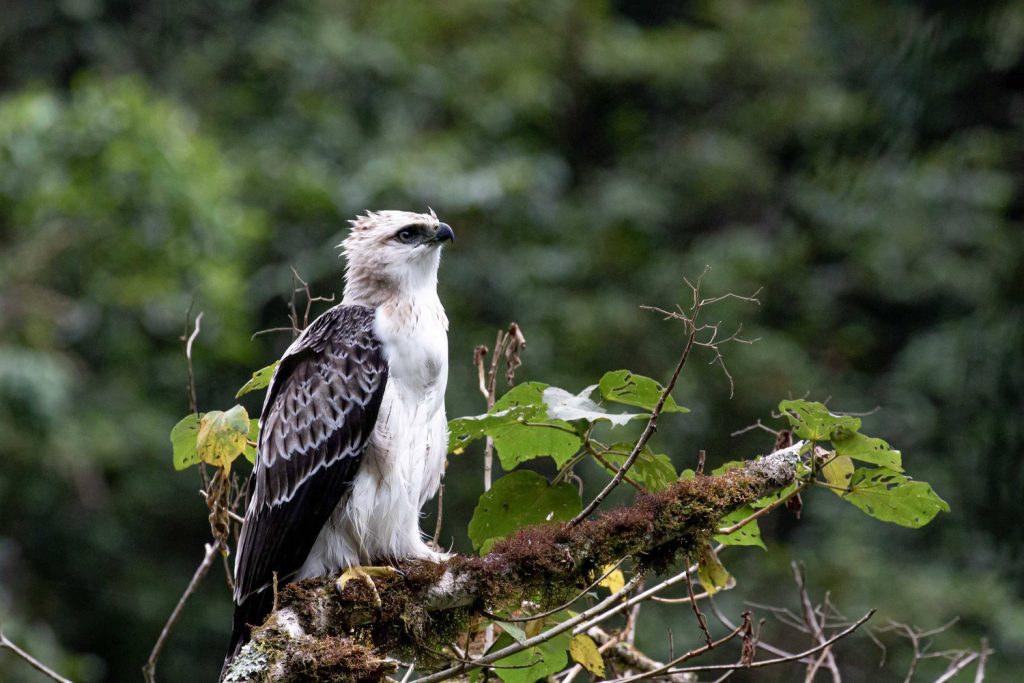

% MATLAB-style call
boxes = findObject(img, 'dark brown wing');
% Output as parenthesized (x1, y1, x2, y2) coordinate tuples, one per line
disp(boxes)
(225, 304, 387, 667)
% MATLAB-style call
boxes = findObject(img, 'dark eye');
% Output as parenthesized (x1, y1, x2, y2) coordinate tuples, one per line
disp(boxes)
(395, 227, 419, 243)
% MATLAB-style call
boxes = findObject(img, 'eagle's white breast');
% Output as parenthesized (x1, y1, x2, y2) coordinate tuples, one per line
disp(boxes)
(295, 291, 449, 577)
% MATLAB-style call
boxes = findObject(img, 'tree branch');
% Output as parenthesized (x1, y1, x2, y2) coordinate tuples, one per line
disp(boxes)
(0, 629, 73, 683)
(226, 450, 801, 682)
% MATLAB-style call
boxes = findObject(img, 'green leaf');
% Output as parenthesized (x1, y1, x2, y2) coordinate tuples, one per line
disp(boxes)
(196, 404, 250, 470)
(447, 410, 524, 453)
(597, 445, 677, 492)
(542, 386, 646, 427)
(749, 482, 800, 509)
(492, 630, 570, 683)
(714, 505, 766, 549)
(243, 418, 259, 464)
(696, 542, 734, 594)
(841, 467, 950, 528)
(495, 621, 528, 644)
(491, 421, 582, 470)
(833, 431, 903, 471)
(170, 414, 202, 471)
(778, 400, 860, 441)
(494, 382, 550, 414)
(569, 634, 605, 677)
(235, 361, 280, 399)
(447, 383, 583, 467)
(468, 471, 582, 553)
(711, 460, 746, 476)
(598, 370, 689, 414)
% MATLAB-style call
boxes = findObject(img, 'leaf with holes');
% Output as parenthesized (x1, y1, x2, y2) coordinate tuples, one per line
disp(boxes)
(569, 634, 605, 677)
(714, 505, 766, 549)
(468, 470, 582, 554)
(597, 445, 677, 492)
(821, 454, 854, 494)
(448, 383, 582, 467)
(598, 370, 689, 414)
(171, 414, 202, 471)
(841, 467, 950, 528)
(778, 400, 860, 441)
(491, 421, 581, 470)
(235, 361, 280, 398)
(196, 405, 250, 470)
(834, 431, 902, 471)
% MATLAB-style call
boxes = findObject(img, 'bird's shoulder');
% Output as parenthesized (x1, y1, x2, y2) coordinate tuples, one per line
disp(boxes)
(288, 303, 381, 355)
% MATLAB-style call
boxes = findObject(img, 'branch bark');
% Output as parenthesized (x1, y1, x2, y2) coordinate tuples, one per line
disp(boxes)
(225, 449, 800, 682)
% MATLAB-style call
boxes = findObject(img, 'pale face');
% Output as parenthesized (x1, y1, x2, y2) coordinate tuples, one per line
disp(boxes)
(342, 210, 455, 302)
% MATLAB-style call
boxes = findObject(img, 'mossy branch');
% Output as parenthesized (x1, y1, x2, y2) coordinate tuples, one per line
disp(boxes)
(226, 448, 800, 683)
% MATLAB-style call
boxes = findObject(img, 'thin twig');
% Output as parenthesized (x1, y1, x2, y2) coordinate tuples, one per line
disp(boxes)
(432, 482, 445, 548)
(570, 326, 695, 525)
(684, 554, 713, 647)
(143, 542, 220, 683)
(573, 546, 724, 635)
(604, 620, 746, 683)
(184, 311, 203, 415)
(935, 652, 981, 683)
(412, 575, 644, 683)
(792, 562, 841, 683)
(0, 630, 73, 683)
(663, 610, 875, 676)
(974, 639, 990, 683)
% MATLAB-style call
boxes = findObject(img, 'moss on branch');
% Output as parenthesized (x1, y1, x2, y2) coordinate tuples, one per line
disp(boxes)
(229, 457, 795, 682)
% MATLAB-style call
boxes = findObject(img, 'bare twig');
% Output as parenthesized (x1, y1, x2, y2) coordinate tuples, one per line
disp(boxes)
(709, 598, 806, 665)
(730, 419, 780, 438)
(143, 542, 220, 683)
(792, 562, 841, 683)
(664, 610, 875, 676)
(571, 328, 694, 525)
(0, 629, 73, 683)
(605, 619, 747, 683)
(935, 652, 981, 683)
(432, 482, 445, 548)
(183, 310, 203, 415)
(411, 575, 645, 683)
(576, 275, 760, 524)
(684, 554, 713, 647)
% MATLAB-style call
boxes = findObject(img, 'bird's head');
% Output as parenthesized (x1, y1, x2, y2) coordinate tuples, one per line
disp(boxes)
(340, 209, 454, 306)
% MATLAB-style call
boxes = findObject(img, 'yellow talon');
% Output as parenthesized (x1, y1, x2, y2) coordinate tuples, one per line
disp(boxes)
(335, 566, 403, 610)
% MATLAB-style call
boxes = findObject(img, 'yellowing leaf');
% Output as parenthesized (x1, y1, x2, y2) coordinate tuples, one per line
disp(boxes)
(197, 405, 250, 470)
(599, 566, 625, 593)
(697, 542, 734, 595)
(569, 634, 605, 677)
(821, 454, 854, 494)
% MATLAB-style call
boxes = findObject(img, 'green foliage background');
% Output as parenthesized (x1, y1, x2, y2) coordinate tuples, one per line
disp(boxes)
(1, 1, 1022, 680)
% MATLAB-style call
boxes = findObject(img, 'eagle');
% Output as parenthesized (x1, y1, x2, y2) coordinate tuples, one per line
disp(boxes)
(223, 210, 454, 675)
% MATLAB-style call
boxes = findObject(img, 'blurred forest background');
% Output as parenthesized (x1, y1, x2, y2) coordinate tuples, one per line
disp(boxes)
(1, 1, 1023, 681)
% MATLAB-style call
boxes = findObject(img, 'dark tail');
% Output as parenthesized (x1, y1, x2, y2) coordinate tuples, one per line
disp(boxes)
(220, 590, 274, 681)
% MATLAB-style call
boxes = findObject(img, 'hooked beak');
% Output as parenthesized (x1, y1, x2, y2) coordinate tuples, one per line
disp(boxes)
(430, 223, 455, 245)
